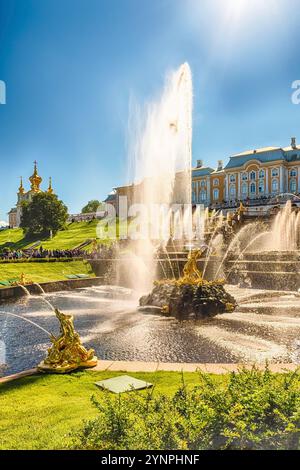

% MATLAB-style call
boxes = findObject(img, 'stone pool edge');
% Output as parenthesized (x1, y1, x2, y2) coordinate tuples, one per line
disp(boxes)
(1, 361, 299, 384)
(0, 276, 104, 301)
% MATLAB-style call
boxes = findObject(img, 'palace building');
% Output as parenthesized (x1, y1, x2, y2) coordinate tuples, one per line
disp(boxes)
(111, 137, 300, 215)
(193, 137, 300, 208)
(8, 162, 54, 228)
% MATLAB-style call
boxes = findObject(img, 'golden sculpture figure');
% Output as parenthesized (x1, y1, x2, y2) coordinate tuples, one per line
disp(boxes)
(38, 308, 97, 373)
(181, 249, 203, 284)
(11, 272, 33, 286)
(154, 247, 226, 287)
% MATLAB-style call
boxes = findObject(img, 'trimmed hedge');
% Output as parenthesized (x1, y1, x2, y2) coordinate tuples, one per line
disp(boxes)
(70, 366, 300, 450)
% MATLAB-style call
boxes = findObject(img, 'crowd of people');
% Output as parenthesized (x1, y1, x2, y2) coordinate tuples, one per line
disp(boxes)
(0, 247, 88, 260)
(0, 242, 120, 261)
(87, 243, 118, 260)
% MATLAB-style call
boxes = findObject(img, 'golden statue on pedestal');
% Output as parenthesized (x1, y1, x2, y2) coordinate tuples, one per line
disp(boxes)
(38, 308, 97, 373)
(181, 249, 203, 284)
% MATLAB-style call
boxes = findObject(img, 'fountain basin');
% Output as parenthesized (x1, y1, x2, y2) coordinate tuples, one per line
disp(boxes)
(139, 282, 237, 319)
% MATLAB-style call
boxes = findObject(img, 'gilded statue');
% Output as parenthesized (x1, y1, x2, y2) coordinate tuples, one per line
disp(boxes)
(38, 308, 97, 373)
(181, 249, 203, 284)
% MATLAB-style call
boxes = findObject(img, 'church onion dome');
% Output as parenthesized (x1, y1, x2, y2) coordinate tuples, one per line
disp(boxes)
(29, 160, 42, 192)
(18, 176, 25, 194)
(47, 177, 54, 194)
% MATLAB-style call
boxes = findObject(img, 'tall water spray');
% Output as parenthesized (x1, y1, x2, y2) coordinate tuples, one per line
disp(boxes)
(125, 63, 193, 292)
(267, 201, 300, 251)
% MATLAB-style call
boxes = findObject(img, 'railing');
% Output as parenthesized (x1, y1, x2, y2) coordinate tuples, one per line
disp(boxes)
(209, 195, 300, 210)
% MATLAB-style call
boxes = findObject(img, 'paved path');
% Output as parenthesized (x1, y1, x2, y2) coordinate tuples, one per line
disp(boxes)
(0, 361, 299, 384)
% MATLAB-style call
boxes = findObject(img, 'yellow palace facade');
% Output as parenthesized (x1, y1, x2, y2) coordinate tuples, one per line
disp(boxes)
(114, 137, 300, 214)
(193, 137, 300, 207)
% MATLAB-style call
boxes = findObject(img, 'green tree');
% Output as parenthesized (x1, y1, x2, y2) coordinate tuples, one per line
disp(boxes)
(81, 200, 103, 214)
(20, 192, 68, 237)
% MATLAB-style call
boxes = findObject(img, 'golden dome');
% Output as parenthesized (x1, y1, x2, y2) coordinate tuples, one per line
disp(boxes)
(29, 161, 42, 192)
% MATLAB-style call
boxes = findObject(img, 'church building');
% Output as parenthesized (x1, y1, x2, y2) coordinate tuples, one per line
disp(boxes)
(8, 162, 54, 228)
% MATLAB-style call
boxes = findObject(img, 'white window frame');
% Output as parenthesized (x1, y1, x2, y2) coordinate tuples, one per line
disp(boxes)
(241, 183, 248, 194)
(213, 188, 219, 200)
(258, 180, 264, 193)
(200, 190, 206, 202)
(229, 185, 236, 198)
(290, 179, 297, 192)
(272, 178, 279, 192)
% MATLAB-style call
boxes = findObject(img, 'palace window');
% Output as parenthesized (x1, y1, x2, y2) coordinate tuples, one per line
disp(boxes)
(290, 169, 297, 177)
(241, 172, 248, 181)
(258, 180, 264, 193)
(272, 179, 279, 192)
(272, 168, 279, 177)
(213, 188, 219, 200)
(200, 180, 206, 187)
(200, 190, 206, 202)
(213, 178, 219, 186)
(229, 185, 236, 198)
(290, 179, 297, 192)
(259, 169, 265, 178)
(250, 182, 256, 194)
(250, 171, 256, 180)
(242, 183, 248, 195)
(230, 174, 236, 183)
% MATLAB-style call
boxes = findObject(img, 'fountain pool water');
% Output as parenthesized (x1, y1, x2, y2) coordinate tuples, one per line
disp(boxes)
(1, 284, 300, 376)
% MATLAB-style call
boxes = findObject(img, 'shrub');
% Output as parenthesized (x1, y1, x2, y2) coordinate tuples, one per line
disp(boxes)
(70, 366, 300, 450)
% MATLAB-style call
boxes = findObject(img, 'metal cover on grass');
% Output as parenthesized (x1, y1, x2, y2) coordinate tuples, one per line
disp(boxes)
(95, 375, 153, 394)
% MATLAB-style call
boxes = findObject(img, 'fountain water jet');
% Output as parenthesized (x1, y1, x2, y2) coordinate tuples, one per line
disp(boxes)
(0, 311, 52, 337)
(124, 63, 193, 292)
(265, 200, 300, 251)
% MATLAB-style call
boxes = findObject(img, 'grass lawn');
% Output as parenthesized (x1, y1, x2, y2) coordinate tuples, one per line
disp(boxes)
(0, 370, 211, 450)
(0, 260, 95, 285)
(0, 219, 125, 252)
(0, 228, 24, 250)
(0, 221, 100, 251)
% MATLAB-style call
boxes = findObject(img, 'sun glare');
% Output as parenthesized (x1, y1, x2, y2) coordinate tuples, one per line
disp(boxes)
(222, 0, 281, 23)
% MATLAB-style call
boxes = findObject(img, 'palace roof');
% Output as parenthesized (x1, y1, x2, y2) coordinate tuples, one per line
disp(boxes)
(192, 166, 214, 177)
(225, 148, 285, 170)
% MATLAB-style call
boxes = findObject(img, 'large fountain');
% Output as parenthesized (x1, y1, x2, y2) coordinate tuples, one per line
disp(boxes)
(2, 64, 300, 377)
(119, 62, 237, 318)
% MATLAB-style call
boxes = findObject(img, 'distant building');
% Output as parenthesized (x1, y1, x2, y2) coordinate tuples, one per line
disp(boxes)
(104, 190, 118, 210)
(111, 137, 300, 214)
(8, 161, 55, 228)
(67, 211, 106, 222)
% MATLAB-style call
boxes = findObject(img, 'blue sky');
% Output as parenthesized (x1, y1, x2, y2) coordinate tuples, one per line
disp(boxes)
(0, 0, 300, 220)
